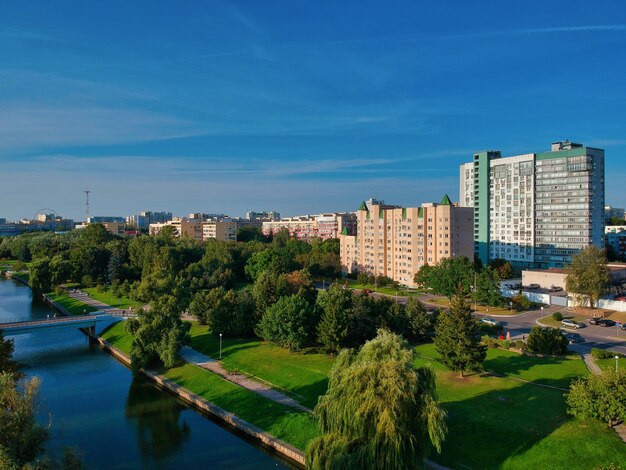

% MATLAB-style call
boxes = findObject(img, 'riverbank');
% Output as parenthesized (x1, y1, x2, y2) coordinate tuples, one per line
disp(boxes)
(94, 334, 306, 467)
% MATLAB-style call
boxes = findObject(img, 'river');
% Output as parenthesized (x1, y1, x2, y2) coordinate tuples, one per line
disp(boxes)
(0, 278, 290, 469)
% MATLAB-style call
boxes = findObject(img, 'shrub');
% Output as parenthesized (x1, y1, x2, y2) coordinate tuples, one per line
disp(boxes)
(513, 340, 526, 350)
(512, 294, 533, 311)
(526, 326, 568, 355)
(552, 312, 563, 321)
(591, 348, 625, 360)
(566, 370, 626, 427)
(356, 272, 370, 286)
(482, 335, 498, 348)
(54, 286, 65, 296)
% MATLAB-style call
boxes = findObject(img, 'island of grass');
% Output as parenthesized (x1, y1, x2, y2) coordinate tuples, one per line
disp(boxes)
(45, 292, 99, 316)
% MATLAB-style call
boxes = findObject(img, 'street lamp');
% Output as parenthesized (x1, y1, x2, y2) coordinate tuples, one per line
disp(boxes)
(219, 333, 223, 360)
(616, 355, 620, 374)
(395, 291, 398, 303)
(509, 301, 513, 313)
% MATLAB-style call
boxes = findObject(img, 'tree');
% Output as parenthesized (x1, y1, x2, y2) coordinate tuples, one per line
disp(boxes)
(565, 246, 610, 308)
(29, 257, 53, 293)
(404, 299, 437, 343)
(188, 288, 236, 334)
(0, 331, 21, 377)
(489, 258, 513, 280)
(252, 270, 288, 318)
(236, 226, 267, 243)
(525, 326, 568, 355)
(316, 285, 352, 353)
(0, 373, 49, 467)
(126, 295, 191, 370)
(566, 369, 626, 427)
(415, 257, 475, 298)
(472, 267, 503, 307)
(434, 289, 486, 377)
(256, 295, 318, 351)
(305, 330, 446, 469)
(607, 216, 625, 226)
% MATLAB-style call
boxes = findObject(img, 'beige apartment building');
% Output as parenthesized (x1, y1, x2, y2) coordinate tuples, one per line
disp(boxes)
(340, 196, 474, 286)
(262, 213, 356, 241)
(202, 220, 237, 241)
(149, 218, 236, 241)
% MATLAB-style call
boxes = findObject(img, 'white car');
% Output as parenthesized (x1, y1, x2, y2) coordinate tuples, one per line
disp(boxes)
(481, 317, 501, 327)
(561, 319, 584, 329)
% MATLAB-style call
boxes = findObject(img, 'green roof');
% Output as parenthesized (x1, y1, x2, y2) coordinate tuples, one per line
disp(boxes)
(402, 208, 407, 219)
(357, 201, 368, 211)
(341, 227, 348, 235)
(418, 207, 424, 218)
(440, 194, 452, 206)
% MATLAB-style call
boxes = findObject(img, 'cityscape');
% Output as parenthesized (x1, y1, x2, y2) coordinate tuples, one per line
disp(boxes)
(2, 2, 626, 470)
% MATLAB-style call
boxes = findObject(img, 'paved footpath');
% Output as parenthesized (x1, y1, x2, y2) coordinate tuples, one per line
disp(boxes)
(69, 291, 127, 315)
(179, 347, 312, 413)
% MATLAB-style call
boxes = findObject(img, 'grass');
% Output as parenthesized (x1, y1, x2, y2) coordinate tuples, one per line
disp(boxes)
(103, 322, 626, 468)
(596, 358, 626, 372)
(345, 279, 421, 297)
(427, 296, 524, 315)
(101, 322, 318, 450)
(82, 287, 144, 310)
(189, 322, 332, 409)
(412, 343, 626, 469)
(46, 292, 99, 316)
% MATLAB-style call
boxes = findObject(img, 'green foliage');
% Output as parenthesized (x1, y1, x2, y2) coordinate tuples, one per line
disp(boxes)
(244, 249, 296, 281)
(236, 226, 267, 243)
(566, 246, 610, 308)
(472, 267, 503, 307)
(526, 327, 568, 355)
(189, 287, 256, 337)
(512, 293, 533, 310)
(0, 373, 49, 467)
(28, 257, 53, 293)
(415, 257, 475, 298)
(566, 370, 626, 427)
(0, 331, 20, 377)
(592, 348, 625, 360)
(489, 258, 513, 279)
(306, 330, 446, 469)
(433, 289, 486, 376)
(252, 270, 288, 318)
(316, 285, 352, 353)
(606, 216, 625, 226)
(394, 298, 437, 343)
(256, 295, 319, 351)
(126, 295, 191, 370)
(552, 312, 563, 321)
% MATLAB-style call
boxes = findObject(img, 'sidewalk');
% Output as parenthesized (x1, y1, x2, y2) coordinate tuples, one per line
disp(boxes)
(179, 347, 312, 413)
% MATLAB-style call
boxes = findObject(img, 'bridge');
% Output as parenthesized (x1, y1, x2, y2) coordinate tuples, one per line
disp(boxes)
(0, 314, 119, 336)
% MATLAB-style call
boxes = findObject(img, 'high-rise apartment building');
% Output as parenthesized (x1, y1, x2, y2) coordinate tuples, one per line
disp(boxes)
(340, 196, 474, 286)
(460, 141, 605, 269)
(126, 211, 173, 230)
(262, 213, 356, 241)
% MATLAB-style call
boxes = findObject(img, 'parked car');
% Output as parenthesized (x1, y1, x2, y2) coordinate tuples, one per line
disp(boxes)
(621, 323, 626, 331)
(548, 286, 562, 292)
(561, 319, 585, 329)
(563, 332, 584, 344)
(526, 283, 540, 290)
(597, 319, 616, 327)
(481, 317, 502, 327)
(588, 317, 602, 325)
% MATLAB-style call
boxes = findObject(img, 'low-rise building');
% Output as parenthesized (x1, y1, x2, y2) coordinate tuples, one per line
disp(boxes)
(149, 217, 236, 241)
(340, 196, 474, 286)
(262, 213, 356, 241)
(522, 263, 626, 291)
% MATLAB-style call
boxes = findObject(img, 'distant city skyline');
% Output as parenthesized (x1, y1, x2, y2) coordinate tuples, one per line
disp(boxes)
(1, 1, 626, 220)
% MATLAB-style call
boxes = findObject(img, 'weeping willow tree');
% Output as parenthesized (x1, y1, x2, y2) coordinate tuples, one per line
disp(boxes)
(305, 330, 446, 469)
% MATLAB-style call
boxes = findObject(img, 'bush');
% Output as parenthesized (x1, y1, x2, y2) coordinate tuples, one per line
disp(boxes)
(526, 326, 568, 355)
(591, 348, 626, 360)
(552, 312, 563, 321)
(356, 272, 370, 286)
(512, 294, 533, 311)
(256, 295, 319, 351)
(567, 369, 626, 427)
(513, 340, 526, 350)
(54, 286, 65, 296)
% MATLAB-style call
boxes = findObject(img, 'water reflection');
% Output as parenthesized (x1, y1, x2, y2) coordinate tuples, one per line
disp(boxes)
(125, 378, 191, 461)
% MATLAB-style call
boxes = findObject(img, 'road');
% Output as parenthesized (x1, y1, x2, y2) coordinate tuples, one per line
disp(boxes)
(348, 288, 626, 355)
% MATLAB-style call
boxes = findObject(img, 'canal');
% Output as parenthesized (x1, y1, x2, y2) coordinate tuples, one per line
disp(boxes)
(0, 278, 290, 469)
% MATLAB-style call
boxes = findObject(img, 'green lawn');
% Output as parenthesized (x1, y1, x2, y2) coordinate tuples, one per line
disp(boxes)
(412, 343, 626, 469)
(596, 357, 626, 372)
(189, 322, 332, 409)
(101, 322, 318, 450)
(102, 322, 626, 468)
(539, 313, 588, 328)
(46, 292, 99, 316)
(345, 279, 420, 297)
(83, 287, 144, 310)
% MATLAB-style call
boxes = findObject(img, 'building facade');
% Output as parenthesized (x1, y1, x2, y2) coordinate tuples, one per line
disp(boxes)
(340, 196, 474, 287)
(460, 141, 605, 269)
(262, 213, 356, 241)
(149, 218, 236, 241)
(605, 206, 625, 223)
(606, 226, 626, 260)
(126, 211, 173, 230)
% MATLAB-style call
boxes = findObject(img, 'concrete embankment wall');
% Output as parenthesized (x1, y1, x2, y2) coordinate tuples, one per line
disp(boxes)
(93, 336, 306, 467)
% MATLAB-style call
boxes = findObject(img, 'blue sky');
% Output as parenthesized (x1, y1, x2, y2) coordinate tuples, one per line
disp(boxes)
(1, 1, 626, 221)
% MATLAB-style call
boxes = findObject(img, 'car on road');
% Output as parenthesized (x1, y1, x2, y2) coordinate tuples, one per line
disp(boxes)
(621, 323, 626, 331)
(588, 317, 602, 325)
(561, 319, 585, 329)
(481, 317, 502, 327)
(597, 319, 616, 327)
(563, 332, 584, 344)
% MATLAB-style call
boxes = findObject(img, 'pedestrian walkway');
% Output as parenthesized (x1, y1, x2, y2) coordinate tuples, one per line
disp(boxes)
(179, 347, 312, 413)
